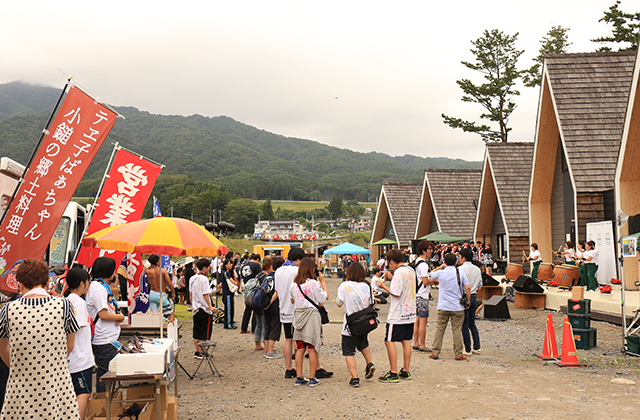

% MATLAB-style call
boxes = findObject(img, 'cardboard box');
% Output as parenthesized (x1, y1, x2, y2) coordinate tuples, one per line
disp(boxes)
(131, 313, 163, 328)
(572, 286, 585, 300)
(167, 397, 177, 420)
(87, 392, 122, 418)
(115, 352, 166, 375)
(126, 382, 168, 409)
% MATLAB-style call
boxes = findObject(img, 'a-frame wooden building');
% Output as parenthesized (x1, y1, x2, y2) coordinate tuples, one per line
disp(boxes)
(474, 142, 534, 263)
(370, 182, 422, 262)
(615, 48, 640, 290)
(414, 169, 482, 241)
(529, 51, 636, 263)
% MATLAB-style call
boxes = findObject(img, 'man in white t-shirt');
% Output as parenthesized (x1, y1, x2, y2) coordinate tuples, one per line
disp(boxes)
(429, 253, 471, 360)
(375, 249, 416, 383)
(413, 240, 437, 353)
(459, 249, 482, 356)
(190, 258, 217, 359)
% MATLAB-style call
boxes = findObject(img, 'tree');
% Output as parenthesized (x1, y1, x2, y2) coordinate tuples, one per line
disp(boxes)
(592, 0, 640, 51)
(327, 195, 343, 218)
(524, 26, 571, 87)
(260, 198, 275, 220)
(223, 198, 261, 234)
(442, 29, 524, 143)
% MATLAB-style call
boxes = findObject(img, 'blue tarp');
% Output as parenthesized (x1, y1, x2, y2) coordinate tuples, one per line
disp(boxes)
(323, 242, 371, 255)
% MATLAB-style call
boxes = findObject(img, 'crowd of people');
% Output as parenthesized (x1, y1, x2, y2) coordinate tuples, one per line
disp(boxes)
(0, 235, 600, 418)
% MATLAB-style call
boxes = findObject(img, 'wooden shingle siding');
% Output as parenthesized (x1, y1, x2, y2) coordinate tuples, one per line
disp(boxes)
(381, 183, 423, 247)
(545, 51, 635, 193)
(486, 143, 534, 238)
(425, 169, 481, 239)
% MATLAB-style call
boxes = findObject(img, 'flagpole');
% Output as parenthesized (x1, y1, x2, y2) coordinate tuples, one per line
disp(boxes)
(116, 144, 165, 169)
(71, 142, 120, 266)
(0, 78, 72, 226)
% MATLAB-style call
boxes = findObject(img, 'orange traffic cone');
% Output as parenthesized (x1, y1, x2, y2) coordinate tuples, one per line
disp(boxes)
(535, 314, 560, 360)
(555, 317, 583, 368)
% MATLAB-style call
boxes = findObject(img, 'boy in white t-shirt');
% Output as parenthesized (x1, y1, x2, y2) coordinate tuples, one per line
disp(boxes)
(66, 268, 95, 420)
(190, 258, 217, 359)
(413, 240, 437, 353)
(375, 249, 416, 383)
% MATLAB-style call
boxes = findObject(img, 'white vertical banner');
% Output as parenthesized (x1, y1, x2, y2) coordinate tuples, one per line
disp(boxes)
(586, 220, 616, 285)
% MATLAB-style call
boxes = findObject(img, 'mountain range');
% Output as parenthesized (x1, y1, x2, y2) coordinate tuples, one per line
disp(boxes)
(0, 81, 481, 201)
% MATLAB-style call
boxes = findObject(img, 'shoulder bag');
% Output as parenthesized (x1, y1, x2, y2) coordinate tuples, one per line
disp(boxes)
(456, 268, 469, 309)
(226, 272, 238, 294)
(297, 283, 329, 324)
(345, 283, 379, 336)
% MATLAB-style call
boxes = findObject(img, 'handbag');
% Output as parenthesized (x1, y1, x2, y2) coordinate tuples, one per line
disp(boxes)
(297, 283, 329, 324)
(226, 272, 238, 294)
(345, 284, 379, 336)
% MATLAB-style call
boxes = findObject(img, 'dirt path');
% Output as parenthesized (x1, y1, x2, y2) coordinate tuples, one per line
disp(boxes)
(174, 277, 640, 419)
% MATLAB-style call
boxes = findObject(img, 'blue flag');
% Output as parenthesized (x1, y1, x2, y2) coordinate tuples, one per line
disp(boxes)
(153, 197, 172, 274)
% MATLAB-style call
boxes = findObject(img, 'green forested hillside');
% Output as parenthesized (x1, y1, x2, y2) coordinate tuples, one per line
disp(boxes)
(0, 82, 481, 202)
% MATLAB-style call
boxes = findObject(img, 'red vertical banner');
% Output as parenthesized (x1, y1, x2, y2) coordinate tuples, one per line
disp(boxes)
(76, 149, 162, 268)
(0, 84, 117, 293)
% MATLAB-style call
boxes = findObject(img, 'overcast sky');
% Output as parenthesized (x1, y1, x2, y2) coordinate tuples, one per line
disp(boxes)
(0, 1, 632, 161)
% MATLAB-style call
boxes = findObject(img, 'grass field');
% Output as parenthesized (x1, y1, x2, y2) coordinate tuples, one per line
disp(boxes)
(254, 200, 376, 212)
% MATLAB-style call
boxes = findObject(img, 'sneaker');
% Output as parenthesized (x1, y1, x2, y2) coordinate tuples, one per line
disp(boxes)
(398, 369, 411, 380)
(472, 348, 482, 354)
(378, 371, 399, 383)
(194, 352, 204, 360)
(463, 350, 472, 356)
(364, 363, 376, 380)
(308, 378, 320, 387)
(349, 377, 360, 388)
(265, 351, 282, 359)
(285, 368, 297, 379)
(240, 330, 250, 334)
(294, 377, 309, 386)
(315, 368, 333, 378)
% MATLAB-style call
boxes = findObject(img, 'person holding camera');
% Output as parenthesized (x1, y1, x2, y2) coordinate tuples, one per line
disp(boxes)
(428, 253, 471, 361)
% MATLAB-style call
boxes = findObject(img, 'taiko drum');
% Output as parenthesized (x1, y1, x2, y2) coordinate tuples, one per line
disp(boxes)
(505, 263, 523, 281)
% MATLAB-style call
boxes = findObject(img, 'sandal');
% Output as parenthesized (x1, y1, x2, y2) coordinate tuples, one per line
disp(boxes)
(254, 346, 265, 351)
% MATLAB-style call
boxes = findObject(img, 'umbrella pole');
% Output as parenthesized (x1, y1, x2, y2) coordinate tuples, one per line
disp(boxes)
(71, 142, 120, 266)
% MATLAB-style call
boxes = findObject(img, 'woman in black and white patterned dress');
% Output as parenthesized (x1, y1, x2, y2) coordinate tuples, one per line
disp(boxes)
(0, 258, 79, 419)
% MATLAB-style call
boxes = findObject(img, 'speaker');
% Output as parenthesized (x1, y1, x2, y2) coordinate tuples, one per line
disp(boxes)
(482, 273, 499, 286)
(513, 275, 544, 293)
(484, 295, 511, 319)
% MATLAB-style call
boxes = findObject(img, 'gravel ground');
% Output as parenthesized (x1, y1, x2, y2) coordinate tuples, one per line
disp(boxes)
(171, 277, 640, 419)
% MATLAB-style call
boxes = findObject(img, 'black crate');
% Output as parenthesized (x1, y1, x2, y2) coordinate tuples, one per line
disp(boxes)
(567, 313, 591, 329)
(573, 327, 597, 349)
(567, 299, 591, 315)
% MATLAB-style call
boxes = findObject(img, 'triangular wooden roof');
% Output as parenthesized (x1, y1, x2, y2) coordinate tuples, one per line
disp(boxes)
(424, 169, 481, 238)
(379, 182, 422, 246)
(544, 51, 635, 192)
(485, 142, 534, 237)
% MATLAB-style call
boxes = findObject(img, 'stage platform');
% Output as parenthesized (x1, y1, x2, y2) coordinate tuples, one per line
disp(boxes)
(485, 276, 640, 326)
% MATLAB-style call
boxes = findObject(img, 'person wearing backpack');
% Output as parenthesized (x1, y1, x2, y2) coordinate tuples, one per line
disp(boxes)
(262, 257, 284, 358)
(336, 263, 376, 388)
(412, 240, 437, 353)
(240, 254, 262, 338)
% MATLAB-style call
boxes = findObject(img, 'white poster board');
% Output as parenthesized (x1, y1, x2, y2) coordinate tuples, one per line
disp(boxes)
(586, 220, 616, 285)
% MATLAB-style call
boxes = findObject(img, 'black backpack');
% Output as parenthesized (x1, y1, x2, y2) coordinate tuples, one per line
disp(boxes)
(408, 259, 428, 291)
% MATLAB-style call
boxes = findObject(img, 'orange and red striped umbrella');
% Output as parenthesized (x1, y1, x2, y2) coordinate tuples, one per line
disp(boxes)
(82, 217, 229, 257)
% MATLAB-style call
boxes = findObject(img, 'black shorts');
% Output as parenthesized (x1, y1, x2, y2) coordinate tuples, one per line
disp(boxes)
(283, 322, 294, 340)
(193, 310, 213, 341)
(264, 313, 282, 342)
(341, 334, 369, 357)
(385, 323, 413, 342)
(70, 367, 93, 396)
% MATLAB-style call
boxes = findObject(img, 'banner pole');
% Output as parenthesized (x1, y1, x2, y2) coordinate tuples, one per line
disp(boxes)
(71, 142, 120, 266)
(0, 78, 72, 226)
